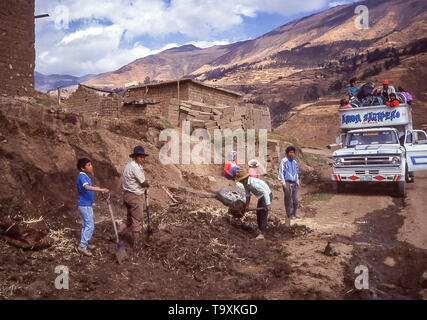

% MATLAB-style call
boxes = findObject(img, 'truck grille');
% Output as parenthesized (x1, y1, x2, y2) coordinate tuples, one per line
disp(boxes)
(342, 156, 392, 166)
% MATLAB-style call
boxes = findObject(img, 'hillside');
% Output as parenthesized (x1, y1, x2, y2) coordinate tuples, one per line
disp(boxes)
(83, 43, 245, 89)
(76, 0, 427, 130)
(192, 0, 427, 127)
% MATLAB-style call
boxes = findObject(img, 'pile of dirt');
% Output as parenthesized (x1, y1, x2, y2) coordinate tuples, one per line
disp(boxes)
(1, 95, 360, 301)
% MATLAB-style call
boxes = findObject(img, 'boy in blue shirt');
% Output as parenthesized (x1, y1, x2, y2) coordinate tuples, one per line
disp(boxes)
(76, 158, 109, 256)
(347, 78, 358, 99)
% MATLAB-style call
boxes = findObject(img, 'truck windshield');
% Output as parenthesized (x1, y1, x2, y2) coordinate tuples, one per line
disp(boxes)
(346, 131, 398, 147)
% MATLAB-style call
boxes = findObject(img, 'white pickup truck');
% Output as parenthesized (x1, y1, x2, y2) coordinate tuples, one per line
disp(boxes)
(331, 101, 427, 197)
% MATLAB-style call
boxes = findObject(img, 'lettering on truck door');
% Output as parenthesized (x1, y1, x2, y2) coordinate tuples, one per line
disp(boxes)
(405, 130, 427, 172)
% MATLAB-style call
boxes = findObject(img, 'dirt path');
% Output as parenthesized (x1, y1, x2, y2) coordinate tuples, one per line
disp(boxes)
(397, 171, 427, 250)
(286, 149, 427, 299)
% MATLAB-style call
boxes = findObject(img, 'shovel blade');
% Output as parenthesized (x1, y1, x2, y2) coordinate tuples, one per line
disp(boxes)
(115, 243, 128, 264)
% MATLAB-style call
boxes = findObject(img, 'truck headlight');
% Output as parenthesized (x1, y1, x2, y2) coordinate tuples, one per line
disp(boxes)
(333, 157, 343, 167)
(391, 156, 401, 165)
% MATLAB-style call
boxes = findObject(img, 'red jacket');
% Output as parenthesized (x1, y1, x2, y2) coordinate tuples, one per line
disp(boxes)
(386, 99, 399, 107)
(224, 161, 239, 177)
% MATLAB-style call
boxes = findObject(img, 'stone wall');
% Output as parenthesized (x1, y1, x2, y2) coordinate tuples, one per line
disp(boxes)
(0, 0, 35, 96)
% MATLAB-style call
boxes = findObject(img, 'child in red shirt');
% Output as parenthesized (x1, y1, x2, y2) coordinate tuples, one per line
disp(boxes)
(385, 93, 399, 107)
(224, 151, 240, 180)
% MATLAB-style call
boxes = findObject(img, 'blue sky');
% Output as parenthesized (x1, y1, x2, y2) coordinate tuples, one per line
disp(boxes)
(35, 0, 356, 77)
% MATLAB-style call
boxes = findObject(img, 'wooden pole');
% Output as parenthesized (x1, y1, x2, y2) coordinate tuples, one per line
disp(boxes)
(57, 86, 61, 106)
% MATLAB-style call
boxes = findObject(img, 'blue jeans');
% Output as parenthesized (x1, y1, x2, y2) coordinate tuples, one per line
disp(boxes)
(78, 206, 94, 249)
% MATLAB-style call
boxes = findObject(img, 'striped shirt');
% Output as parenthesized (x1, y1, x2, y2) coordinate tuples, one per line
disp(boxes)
(278, 157, 299, 184)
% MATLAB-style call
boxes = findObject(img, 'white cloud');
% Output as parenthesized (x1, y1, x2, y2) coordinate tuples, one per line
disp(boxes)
(35, 0, 330, 76)
(328, 0, 357, 7)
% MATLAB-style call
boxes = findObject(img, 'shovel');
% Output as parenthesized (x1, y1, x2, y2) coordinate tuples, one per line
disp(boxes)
(145, 189, 153, 234)
(104, 193, 127, 264)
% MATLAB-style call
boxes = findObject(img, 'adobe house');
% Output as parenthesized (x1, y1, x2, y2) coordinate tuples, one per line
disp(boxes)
(123, 79, 241, 113)
(123, 78, 271, 132)
(66, 84, 122, 117)
(0, 0, 35, 96)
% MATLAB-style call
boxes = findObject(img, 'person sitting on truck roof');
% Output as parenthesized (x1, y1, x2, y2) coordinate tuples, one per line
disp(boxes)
(385, 93, 400, 108)
(376, 80, 396, 100)
(347, 78, 358, 99)
(339, 98, 353, 109)
(356, 82, 383, 106)
(398, 86, 413, 105)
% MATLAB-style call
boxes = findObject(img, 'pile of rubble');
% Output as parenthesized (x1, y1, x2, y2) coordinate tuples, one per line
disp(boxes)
(168, 98, 271, 134)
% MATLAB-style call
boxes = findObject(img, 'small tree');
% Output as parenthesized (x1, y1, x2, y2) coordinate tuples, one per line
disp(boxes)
(144, 76, 151, 84)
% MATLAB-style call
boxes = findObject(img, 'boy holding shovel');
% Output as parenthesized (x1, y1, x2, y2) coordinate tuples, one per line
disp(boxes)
(76, 158, 109, 256)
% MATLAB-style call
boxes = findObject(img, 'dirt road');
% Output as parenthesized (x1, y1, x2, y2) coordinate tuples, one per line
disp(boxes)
(287, 149, 427, 299)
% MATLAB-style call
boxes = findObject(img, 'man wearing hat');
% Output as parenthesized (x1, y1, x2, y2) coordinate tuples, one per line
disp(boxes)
(235, 169, 272, 240)
(119, 146, 150, 248)
(378, 80, 395, 100)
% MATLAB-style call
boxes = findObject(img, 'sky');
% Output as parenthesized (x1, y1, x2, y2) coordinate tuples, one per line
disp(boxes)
(35, 0, 357, 77)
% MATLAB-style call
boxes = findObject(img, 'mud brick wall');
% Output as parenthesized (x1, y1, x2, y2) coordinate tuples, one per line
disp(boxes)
(244, 104, 272, 131)
(123, 82, 190, 117)
(187, 83, 239, 107)
(0, 0, 35, 96)
(120, 104, 161, 117)
(66, 85, 120, 116)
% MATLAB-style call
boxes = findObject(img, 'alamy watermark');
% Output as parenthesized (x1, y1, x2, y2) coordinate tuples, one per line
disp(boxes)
(354, 5, 369, 30)
(55, 265, 69, 290)
(354, 265, 369, 290)
(54, 5, 70, 30)
(159, 121, 268, 168)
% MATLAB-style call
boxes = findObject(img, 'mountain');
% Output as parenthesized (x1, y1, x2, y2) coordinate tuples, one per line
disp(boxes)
(35, 72, 94, 93)
(83, 42, 247, 89)
(80, 0, 426, 128)
(187, 0, 427, 127)
(191, 0, 426, 76)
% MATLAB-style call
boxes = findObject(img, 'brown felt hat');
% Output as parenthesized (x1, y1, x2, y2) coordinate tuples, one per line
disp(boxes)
(235, 169, 250, 182)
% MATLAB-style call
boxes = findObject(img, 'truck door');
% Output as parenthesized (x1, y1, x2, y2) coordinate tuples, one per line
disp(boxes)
(404, 130, 427, 171)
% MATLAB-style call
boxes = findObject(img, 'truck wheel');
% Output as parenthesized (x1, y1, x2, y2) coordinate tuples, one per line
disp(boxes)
(336, 182, 346, 194)
(395, 181, 406, 198)
(405, 165, 415, 183)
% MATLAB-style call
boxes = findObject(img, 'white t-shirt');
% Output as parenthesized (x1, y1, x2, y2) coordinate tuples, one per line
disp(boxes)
(122, 160, 146, 195)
